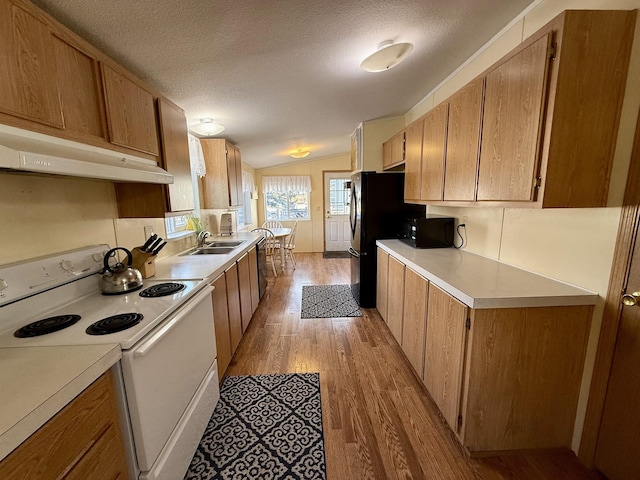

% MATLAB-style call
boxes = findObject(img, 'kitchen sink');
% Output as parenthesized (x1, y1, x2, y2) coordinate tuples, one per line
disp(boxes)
(205, 240, 246, 247)
(180, 247, 235, 256)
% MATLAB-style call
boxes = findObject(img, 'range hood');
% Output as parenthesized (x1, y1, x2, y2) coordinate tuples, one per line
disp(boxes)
(0, 124, 173, 184)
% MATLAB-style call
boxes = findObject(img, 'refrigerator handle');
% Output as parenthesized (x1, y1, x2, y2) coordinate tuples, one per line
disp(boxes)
(349, 184, 357, 237)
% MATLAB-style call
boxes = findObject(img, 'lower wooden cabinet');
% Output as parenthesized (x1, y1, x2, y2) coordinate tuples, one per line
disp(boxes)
(248, 247, 260, 314)
(237, 252, 252, 333)
(0, 370, 128, 480)
(211, 273, 232, 379)
(225, 263, 242, 355)
(376, 247, 593, 453)
(376, 248, 389, 321)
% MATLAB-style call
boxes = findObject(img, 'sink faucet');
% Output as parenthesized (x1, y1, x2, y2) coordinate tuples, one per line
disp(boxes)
(196, 230, 212, 248)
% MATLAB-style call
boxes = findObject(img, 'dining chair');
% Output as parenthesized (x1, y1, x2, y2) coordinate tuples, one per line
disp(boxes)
(262, 220, 283, 229)
(251, 228, 278, 277)
(284, 221, 298, 269)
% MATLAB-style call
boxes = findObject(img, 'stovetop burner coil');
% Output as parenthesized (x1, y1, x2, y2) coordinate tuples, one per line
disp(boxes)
(86, 313, 143, 335)
(14, 315, 81, 338)
(139, 282, 186, 298)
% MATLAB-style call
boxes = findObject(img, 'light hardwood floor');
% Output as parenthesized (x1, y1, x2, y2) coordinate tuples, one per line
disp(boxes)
(226, 253, 600, 479)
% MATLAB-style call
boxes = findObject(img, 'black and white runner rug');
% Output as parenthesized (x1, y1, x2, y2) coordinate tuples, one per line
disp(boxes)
(184, 373, 327, 480)
(300, 284, 362, 318)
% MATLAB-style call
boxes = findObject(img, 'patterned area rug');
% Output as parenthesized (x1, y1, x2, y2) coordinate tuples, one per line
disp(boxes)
(300, 284, 362, 318)
(185, 373, 327, 480)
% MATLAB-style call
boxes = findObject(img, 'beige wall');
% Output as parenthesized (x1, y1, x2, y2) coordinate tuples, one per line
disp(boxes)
(407, 0, 640, 452)
(255, 154, 351, 252)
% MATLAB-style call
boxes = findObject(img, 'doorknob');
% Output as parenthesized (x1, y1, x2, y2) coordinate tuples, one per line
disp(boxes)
(622, 291, 640, 306)
(326, 211, 331, 219)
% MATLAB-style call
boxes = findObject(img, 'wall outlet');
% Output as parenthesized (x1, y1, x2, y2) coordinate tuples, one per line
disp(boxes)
(144, 226, 154, 239)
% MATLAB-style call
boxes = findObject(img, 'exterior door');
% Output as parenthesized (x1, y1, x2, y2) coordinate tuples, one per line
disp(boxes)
(324, 171, 351, 251)
(593, 212, 640, 479)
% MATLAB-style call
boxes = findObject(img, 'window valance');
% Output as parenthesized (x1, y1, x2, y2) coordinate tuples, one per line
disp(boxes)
(262, 176, 311, 193)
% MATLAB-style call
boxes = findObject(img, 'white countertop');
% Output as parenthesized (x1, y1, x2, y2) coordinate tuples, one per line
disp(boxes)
(154, 232, 263, 282)
(377, 240, 598, 309)
(0, 344, 121, 461)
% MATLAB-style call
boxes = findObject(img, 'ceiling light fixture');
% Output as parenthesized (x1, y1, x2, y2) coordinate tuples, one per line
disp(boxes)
(190, 118, 225, 137)
(360, 40, 414, 73)
(289, 148, 310, 159)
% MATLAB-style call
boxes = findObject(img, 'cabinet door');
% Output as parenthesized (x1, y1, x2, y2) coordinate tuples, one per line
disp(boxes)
(200, 138, 231, 209)
(477, 34, 551, 202)
(53, 36, 105, 139)
(211, 274, 231, 379)
(227, 143, 244, 206)
(0, 0, 63, 127)
(421, 103, 448, 201)
(382, 138, 393, 169)
(401, 267, 428, 377)
(376, 248, 389, 321)
(102, 64, 159, 156)
(63, 425, 127, 480)
(423, 284, 468, 431)
(157, 97, 194, 212)
(403, 119, 424, 201)
(225, 263, 243, 354)
(443, 80, 483, 201)
(391, 131, 405, 166)
(237, 253, 253, 333)
(248, 246, 260, 314)
(386, 256, 405, 345)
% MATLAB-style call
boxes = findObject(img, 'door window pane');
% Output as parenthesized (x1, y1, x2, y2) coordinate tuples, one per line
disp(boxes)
(329, 178, 350, 215)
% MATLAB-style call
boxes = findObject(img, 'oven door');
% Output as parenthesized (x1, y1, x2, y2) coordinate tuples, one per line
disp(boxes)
(120, 285, 217, 474)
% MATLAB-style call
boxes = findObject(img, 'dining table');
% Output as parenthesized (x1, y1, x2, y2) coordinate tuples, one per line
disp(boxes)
(268, 227, 291, 272)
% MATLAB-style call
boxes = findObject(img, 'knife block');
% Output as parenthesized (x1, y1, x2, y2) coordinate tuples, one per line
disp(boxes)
(131, 247, 156, 279)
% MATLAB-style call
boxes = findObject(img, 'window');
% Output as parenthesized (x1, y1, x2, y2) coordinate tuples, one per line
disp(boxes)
(328, 178, 350, 215)
(262, 176, 311, 221)
(237, 170, 255, 228)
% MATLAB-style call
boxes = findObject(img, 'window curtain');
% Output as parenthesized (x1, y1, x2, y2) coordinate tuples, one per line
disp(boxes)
(188, 134, 207, 178)
(242, 170, 256, 192)
(262, 176, 311, 193)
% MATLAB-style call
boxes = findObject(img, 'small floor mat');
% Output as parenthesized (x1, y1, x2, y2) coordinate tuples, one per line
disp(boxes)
(322, 251, 351, 258)
(301, 284, 363, 318)
(184, 373, 327, 480)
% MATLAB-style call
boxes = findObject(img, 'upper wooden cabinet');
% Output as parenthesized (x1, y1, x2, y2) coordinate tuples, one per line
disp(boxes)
(200, 138, 244, 209)
(402, 9, 635, 208)
(443, 79, 484, 202)
(403, 119, 424, 201)
(477, 34, 551, 202)
(101, 64, 160, 156)
(382, 131, 405, 169)
(0, 0, 63, 128)
(114, 97, 194, 218)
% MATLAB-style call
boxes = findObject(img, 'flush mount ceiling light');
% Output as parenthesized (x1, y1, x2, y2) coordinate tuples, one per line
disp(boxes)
(289, 148, 310, 159)
(360, 40, 414, 72)
(190, 118, 225, 136)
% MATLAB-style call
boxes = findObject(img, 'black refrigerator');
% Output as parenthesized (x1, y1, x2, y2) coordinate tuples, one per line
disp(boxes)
(349, 171, 425, 308)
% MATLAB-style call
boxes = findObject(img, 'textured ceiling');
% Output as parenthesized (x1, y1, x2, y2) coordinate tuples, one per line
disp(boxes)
(32, 0, 535, 169)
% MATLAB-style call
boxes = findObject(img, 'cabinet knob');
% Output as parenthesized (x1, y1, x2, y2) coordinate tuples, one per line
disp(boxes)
(622, 292, 640, 306)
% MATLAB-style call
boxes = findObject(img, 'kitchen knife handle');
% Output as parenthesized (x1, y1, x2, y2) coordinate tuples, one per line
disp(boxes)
(141, 234, 157, 252)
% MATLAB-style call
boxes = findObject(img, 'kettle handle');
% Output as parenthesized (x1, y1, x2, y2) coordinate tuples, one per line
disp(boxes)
(103, 247, 133, 273)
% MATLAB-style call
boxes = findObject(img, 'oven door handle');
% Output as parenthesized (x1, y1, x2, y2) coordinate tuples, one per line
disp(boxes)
(133, 285, 213, 357)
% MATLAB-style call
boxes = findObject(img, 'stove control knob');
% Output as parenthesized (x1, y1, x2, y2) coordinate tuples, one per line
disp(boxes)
(60, 260, 74, 271)
(0, 278, 7, 291)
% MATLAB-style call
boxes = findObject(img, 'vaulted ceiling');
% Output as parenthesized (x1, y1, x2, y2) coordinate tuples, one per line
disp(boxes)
(32, 0, 536, 169)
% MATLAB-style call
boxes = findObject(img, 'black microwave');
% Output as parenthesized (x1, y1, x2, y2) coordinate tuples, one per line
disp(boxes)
(400, 215, 454, 248)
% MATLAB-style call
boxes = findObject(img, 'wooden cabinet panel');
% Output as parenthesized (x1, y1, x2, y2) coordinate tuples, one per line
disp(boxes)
(200, 139, 244, 209)
(64, 424, 127, 480)
(383, 131, 405, 169)
(376, 248, 389, 321)
(421, 103, 448, 201)
(462, 305, 592, 451)
(403, 120, 424, 201)
(211, 274, 231, 380)
(0, 371, 128, 480)
(157, 97, 194, 212)
(382, 139, 392, 169)
(401, 267, 428, 377)
(248, 246, 260, 314)
(423, 284, 467, 431)
(237, 253, 253, 333)
(102, 64, 159, 156)
(53, 36, 105, 139)
(386, 256, 405, 345)
(0, 0, 63, 128)
(225, 263, 243, 354)
(477, 34, 551, 202)
(443, 80, 483, 201)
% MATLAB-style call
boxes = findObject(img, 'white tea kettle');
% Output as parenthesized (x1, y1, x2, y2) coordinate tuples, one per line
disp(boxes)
(101, 247, 143, 295)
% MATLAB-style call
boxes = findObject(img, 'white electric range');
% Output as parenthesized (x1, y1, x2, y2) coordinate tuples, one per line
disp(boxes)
(0, 245, 220, 480)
